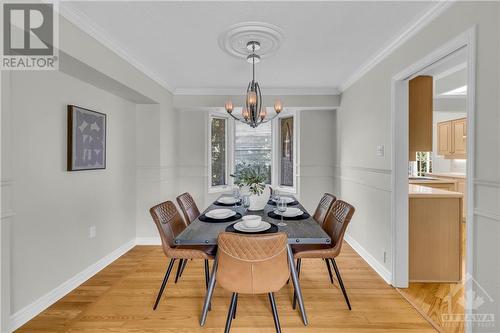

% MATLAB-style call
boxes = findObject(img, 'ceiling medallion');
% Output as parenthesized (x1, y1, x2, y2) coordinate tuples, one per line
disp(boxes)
(218, 21, 286, 59)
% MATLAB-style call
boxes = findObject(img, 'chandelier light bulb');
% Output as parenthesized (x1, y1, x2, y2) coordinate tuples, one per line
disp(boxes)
(225, 100, 233, 113)
(242, 107, 250, 120)
(260, 108, 267, 120)
(247, 91, 257, 106)
(274, 99, 283, 113)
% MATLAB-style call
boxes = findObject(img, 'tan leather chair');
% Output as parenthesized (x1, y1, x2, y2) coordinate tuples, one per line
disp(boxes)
(293, 200, 355, 310)
(217, 232, 289, 333)
(150, 201, 215, 310)
(289, 193, 337, 285)
(313, 193, 337, 226)
(176, 192, 201, 225)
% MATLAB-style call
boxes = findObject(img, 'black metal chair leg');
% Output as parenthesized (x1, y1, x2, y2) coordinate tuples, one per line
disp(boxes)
(233, 294, 238, 319)
(268, 293, 282, 333)
(292, 258, 302, 310)
(330, 258, 351, 310)
(153, 258, 176, 310)
(224, 293, 238, 333)
(174, 259, 184, 283)
(204, 259, 212, 311)
(325, 258, 334, 284)
(179, 258, 188, 277)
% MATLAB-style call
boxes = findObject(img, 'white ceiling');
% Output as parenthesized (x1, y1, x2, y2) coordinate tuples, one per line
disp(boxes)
(62, 1, 436, 94)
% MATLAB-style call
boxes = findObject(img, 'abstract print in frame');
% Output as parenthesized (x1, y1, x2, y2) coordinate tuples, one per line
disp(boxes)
(67, 105, 106, 171)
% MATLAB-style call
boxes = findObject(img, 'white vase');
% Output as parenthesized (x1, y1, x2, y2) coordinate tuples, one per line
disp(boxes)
(241, 184, 271, 211)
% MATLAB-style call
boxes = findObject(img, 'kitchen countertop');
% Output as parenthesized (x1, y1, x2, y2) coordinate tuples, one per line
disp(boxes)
(425, 172, 466, 179)
(409, 178, 457, 184)
(409, 184, 463, 198)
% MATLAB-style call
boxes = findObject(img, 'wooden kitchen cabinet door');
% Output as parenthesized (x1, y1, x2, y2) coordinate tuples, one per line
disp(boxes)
(409, 76, 433, 160)
(452, 118, 467, 157)
(437, 121, 452, 155)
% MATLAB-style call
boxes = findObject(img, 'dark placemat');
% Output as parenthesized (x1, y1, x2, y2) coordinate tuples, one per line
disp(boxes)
(214, 201, 241, 207)
(267, 199, 299, 206)
(225, 222, 279, 234)
(199, 212, 242, 223)
(267, 211, 310, 220)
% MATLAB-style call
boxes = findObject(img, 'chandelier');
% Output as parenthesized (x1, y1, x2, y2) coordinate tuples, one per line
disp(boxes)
(224, 41, 283, 128)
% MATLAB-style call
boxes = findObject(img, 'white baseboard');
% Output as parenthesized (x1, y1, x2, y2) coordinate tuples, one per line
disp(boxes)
(344, 233, 392, 284)
(135, 237, 161, 245)
(9, 239, 136, 332)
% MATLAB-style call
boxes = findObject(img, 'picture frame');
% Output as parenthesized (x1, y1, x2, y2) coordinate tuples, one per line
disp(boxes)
(67, 105, 106, 171)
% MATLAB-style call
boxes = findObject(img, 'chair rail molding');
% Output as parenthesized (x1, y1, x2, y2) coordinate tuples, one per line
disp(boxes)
(336, 165, 392, 175)
(474, 209, 500, 222)
(474, 178, 500, 188)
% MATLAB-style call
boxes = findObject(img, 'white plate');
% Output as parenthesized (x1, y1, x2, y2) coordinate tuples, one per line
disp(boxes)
(273, 196, 295, 204)
(217, 197, 239, 204)
(205, 209, 236, 219)
(234, 221, 271, 233)
(274, 207, 303, 217)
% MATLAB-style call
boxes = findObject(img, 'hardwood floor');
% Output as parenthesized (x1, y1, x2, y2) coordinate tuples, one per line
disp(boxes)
(397, 223, 466, 333)
(16, 243, 435, 332)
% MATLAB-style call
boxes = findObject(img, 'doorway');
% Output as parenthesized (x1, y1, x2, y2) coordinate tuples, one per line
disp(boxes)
(391, 28, 476, 333)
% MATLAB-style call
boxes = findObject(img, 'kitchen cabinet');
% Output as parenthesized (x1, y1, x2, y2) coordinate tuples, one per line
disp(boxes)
(437, 121, 452, 155)
(437, 118, 467, 159)
(409, 76, 433, 161)
(409, 185, 463, 282)
(426, 173, 467, 221)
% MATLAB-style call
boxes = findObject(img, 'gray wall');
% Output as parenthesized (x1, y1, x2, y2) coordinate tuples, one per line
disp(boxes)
(1, 14, 177, 330)
(337, 2, 500, 328)
(9, 70, 136, 313)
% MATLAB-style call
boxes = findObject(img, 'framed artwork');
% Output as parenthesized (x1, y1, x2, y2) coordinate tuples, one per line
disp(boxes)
(67, 105, 106, 171)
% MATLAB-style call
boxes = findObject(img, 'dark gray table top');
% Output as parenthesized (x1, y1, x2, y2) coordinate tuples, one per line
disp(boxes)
(175, 195, 331, 246)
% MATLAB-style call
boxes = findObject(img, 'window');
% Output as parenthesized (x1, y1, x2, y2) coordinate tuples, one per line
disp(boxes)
(210, 116, 227, 187)
(416, 151, 432, 176)
(234, 121, 272, 184)
(208, 111, 298, 192)
(279, 116, 294, 187)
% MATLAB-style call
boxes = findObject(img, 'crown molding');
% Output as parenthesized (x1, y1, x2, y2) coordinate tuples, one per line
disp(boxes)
(58, 4, 175, 93)
(174, 87, 340, 96)
(339, 1, 455, 92)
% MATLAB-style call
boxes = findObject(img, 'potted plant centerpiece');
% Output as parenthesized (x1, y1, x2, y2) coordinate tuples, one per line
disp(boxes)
(231, 163, 271, 211)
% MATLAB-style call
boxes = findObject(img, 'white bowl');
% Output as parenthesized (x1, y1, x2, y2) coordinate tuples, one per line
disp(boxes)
(207, 209, 232, 219)
(218, 197, 238, 204)
(242, 215, 262, 228)
(275, 207, 303, 217)
(273, 196, 295, 204)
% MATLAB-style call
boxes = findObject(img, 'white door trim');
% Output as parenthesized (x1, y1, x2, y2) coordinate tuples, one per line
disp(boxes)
(390, 26, 476, 333)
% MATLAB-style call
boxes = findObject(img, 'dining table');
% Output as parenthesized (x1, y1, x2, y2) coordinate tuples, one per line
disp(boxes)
(174, 194, 331, 327)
